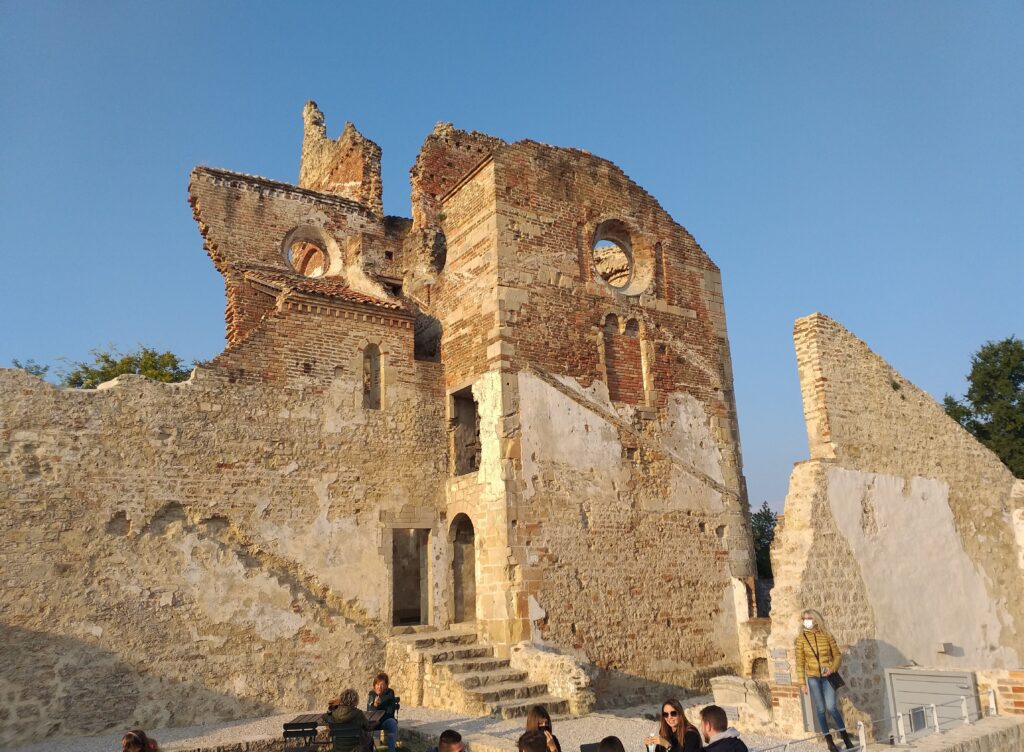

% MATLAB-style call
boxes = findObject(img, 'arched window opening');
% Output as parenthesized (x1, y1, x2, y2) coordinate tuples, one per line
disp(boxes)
(602, 314, 643, 405)
(288, 240, 328, 277)
(362, 344, 382, 409)
(593, 220, 634, 291)
(450, 514, 476, 624)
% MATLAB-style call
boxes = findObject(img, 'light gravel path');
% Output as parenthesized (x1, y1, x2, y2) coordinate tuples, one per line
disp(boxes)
(4, 704, 796, 752)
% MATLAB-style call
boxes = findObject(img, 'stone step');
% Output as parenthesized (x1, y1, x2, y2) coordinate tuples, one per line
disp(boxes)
(445, 656, 511, 674)
(421, 644, 494, 664)
(490, 694, 571, 719)
(392, 630, 479, 650)
(452, 668, 529, 688)
(469, 680, 550, 705)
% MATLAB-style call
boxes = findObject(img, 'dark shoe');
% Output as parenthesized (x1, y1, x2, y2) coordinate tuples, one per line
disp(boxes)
(823, 733, 840, 752)
(840, 730, 855, 749)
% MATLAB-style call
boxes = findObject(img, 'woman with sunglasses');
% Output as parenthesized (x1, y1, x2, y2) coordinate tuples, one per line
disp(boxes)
(644, 698, 702, 752)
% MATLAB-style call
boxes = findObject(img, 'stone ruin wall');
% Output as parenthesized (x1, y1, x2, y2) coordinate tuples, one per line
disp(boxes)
(0, 355, 446, 747)
(0, 104, 761, 742)
(767, 314, 1024, 737)
(420, 138, 757, 694)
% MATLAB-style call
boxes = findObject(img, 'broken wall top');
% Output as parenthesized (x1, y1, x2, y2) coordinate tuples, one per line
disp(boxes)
(794, 312, 1019, 487)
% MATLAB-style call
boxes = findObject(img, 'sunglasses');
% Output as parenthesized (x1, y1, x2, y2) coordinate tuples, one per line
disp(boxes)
(662, 711, 679, 718)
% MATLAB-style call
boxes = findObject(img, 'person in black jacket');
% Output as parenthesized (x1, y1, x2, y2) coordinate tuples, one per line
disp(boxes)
(644, 698, 702, 752)
(331, 688, 373, 752)
(426, 729, 464, 752)
(526, 705, 562, 752)
(698, 706, 747, 752)
(367, 672, 398, 752)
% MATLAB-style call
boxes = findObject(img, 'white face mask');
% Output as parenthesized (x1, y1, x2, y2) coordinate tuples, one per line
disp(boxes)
(802, 618, 814, 629)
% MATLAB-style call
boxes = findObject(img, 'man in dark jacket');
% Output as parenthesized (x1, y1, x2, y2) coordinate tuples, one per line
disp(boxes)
(426, 729, 464, 752)
(368, 672, 398, 752)
(699, 705, 748, 752)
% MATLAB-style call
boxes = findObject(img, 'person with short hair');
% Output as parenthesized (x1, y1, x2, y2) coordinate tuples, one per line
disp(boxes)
(597, 736, 626, 752)
(525, 704, 561, 752)
(644, 698, 702, 752)
(332, 686, 371, 751)
(697, 705, 747, 752)
(122, 730, 159, 752)
(426, 728, 464, 752)
(368, 671, 399, 752)
(518, 729, 549, 752)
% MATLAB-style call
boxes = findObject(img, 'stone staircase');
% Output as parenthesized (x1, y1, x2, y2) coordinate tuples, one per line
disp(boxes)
(386, 628, 569, 719)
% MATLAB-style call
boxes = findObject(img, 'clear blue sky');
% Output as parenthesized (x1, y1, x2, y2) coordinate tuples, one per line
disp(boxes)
(2, 2, 1021, 510)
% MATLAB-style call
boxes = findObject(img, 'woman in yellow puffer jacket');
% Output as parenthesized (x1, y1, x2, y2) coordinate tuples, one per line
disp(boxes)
(794, 609, 853, 751)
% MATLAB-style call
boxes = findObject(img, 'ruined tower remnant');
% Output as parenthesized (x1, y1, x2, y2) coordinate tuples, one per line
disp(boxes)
(0, 103, 757, 745)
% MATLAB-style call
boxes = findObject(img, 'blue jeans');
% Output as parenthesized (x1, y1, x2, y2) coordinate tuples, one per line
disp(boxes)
(807, 676, 846, 734)
(380, 717, 398, 752)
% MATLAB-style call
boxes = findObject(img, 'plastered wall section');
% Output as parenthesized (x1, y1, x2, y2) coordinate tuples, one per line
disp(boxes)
(470, 143, 755, 690)
(0, 356, 446, 745)
(768, 314, 1024, 736)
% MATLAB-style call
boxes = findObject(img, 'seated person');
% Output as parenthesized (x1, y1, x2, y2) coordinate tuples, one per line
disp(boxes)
(331, 687, 371, 732)
(518, 730, 549, 752)
(427, 729, 464, 752)
(122, 730, 159, 752)
(644, 699, 701, 752)
(597, 738, 626, 752)
(699, 705, 747, 752)
(367, 671, 398, 752)
(526, 705, 561, 752)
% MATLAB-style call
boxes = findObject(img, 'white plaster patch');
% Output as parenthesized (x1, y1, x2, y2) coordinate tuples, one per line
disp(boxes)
(472, 371, 507, 498)
(655, 393, 726, 511)
(826, 466, 1018, 669)
(178, 534, 304, 641)
(517, 371, 622, 500)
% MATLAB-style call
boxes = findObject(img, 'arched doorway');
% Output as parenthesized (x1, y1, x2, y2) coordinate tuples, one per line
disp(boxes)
(450, 514, 476, 624)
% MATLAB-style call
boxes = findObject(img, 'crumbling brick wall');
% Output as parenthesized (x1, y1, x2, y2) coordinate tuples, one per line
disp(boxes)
(1, 105, 761, 743)
(767, 314, 1024, 737)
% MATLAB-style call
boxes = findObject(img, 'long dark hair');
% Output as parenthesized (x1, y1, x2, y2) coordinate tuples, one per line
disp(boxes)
(122, 729, 159, 752)
(526, 704, 553, 732)
(659, 699, 697, 745)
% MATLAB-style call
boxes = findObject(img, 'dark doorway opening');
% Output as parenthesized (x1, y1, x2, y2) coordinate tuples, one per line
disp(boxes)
(451, 514, 476, 624)
(392, 528, 429, 626)
(450, 387, 481, 476)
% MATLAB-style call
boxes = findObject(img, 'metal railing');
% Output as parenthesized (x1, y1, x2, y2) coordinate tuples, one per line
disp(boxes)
(752, 687, 999, 750)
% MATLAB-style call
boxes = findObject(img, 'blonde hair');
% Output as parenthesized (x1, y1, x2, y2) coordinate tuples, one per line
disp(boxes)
(800, 608, 827, 631)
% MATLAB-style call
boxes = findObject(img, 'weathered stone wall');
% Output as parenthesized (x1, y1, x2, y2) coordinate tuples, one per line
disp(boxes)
(299, 101, 383, 217)
(767, 314, 1024, 736)
(0, 357, 446, 745)
(425, 140, 757, 691)
(1, 105, 763, 743)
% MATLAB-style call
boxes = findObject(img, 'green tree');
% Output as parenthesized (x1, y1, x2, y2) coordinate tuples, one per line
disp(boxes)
(61, 346, 194, 389)
(11, 358, 50, 379)
(751, 500, 778, 579)
(943, 336, 1024, 478)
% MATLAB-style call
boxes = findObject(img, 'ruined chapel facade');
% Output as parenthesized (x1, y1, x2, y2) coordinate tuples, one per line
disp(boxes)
(0, 104, 758, 743)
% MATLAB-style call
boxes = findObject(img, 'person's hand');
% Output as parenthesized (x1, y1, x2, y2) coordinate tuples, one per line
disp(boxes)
(373, 696, 381, 707)
(544, 731, 556, 752)
(643, 736, 659, 746)
(822, 669, 832, 677)
(801, 685, 809, 695)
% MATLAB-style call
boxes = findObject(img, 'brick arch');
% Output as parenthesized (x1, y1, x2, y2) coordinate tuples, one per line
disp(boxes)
(601, 313, 643, 404)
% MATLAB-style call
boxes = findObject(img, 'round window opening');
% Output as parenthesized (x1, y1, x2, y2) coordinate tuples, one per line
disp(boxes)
(593, 238, 633, 290)
(288, 240, 328, 278)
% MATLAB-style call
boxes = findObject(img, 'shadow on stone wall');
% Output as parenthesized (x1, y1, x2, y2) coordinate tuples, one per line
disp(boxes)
(0, 624, 274, 747)
(838, 638, 908, 740)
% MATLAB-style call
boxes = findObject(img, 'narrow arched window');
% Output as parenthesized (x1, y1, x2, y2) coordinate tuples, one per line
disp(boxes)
(362, 344, 382, 409)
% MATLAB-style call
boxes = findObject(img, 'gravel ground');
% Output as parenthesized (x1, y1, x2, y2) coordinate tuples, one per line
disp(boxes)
(4, 704, 796, 752)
